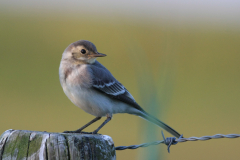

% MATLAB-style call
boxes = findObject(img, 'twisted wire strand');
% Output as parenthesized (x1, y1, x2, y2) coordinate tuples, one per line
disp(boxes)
(115, 140, 164, 150)
(115, 133, 240, 151)
(176, 134, 240, 142)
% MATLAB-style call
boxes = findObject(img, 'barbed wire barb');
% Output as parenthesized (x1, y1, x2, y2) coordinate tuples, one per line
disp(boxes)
(161, 131, 183, 153)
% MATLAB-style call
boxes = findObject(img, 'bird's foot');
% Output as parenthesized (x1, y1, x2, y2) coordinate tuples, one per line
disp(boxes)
(62, 130, 79, 133)
(62, 130, 100, 135)
(80, 131, 101, 135)
(80, 131, 94, 134)
(92, 130, 98, 134)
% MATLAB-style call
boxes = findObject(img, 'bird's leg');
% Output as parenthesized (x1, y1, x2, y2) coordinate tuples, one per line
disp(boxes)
(63, 117, 101, 133)
(92, 114, 112, 134)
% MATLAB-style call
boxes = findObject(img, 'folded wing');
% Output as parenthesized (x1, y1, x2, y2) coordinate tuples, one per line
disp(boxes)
(90, 61, 144, 112)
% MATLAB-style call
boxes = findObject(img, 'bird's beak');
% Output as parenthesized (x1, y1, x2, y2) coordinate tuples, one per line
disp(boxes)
(91, 52, 107, 57)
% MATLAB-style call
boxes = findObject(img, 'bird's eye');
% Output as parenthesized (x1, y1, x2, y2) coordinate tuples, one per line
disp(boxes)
(81, 49, 86, 54)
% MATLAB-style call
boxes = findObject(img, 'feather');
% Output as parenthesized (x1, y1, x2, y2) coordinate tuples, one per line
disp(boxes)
(89, 61, 146, 112)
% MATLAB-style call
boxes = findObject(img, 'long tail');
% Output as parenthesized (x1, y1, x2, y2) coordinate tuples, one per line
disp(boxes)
(139, 111, 181, 138)
(116, 93, 181, 137)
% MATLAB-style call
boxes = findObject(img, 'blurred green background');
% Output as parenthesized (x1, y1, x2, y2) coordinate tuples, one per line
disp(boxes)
(1, 1, 240, 159)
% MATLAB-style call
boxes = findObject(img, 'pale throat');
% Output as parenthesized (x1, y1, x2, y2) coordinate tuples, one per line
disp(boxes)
(78, 57, 97, 64)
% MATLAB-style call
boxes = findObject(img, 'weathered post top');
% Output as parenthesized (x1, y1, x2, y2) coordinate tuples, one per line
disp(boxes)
(0, 129, 116, 160)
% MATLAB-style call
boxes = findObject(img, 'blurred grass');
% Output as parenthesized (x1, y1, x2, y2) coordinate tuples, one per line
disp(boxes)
(0, 13, 240, 160)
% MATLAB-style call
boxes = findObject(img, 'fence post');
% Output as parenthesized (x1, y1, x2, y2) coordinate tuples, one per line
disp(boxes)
(0, 129, 116, 160)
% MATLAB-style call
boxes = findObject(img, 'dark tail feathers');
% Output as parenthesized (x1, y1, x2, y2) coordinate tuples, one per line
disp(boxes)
(140, 111, 181, 138)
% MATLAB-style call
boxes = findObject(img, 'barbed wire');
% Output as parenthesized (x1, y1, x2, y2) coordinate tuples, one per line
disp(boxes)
(115, 131, 240, 152)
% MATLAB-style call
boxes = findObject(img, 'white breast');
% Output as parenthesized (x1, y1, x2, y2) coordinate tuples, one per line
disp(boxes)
(60, 63, 132, 117)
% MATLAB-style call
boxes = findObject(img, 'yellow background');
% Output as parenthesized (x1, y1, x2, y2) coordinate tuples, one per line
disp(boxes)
(0, 9, 240, 160)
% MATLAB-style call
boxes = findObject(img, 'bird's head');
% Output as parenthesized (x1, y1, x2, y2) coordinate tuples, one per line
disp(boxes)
(62, 40, 106, 64)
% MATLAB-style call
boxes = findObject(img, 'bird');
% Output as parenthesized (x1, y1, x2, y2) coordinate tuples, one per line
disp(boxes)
(59, 40, 181, 138)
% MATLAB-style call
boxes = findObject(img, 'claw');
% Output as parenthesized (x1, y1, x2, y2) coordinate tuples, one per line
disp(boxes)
(80, 131, 93, 134)
(63, 130, 73, 133)
(62, 130, 81, 134)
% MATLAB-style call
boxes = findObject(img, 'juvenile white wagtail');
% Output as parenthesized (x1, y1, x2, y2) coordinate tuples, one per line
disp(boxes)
(59, 40, 181, 137)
